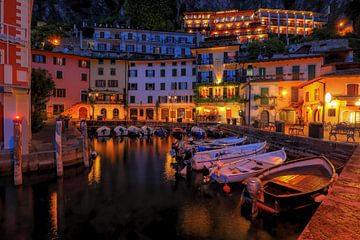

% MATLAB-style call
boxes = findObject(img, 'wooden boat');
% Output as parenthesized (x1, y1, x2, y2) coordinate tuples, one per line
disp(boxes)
(206, 125, 224, 138)
(172, 127, 185, 140)
(127, 126, 141, 136)
(141, 125, 154, 136)
(210, 149, 287, 183)
(244, 156, 337, 214)
(192, 142, 267, 170)
(190, 136, 247, 152)
(154, 127, 166, 136)
(191, 126, 205, 139)
(114, 126, 128, 137)
(96, 126, 111, 137)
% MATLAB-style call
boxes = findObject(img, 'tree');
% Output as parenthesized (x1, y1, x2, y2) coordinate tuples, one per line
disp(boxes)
(245, 38, 286, 60)
(31, 24, 69, 50)
(31, 69, 55, 132)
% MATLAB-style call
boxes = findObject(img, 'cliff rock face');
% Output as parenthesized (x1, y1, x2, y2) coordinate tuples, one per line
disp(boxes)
(32, 0, 353, 26)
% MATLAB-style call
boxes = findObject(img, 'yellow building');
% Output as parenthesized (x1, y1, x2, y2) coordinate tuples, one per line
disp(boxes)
(192, 45, 247, 124)
(302, 65, 360, 125)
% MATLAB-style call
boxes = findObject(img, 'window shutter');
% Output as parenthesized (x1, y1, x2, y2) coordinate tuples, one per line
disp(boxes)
(209, 53, 213, 64)
(223, 70, 227, 82)
(78, 60, 81, 67)
(53, 57, 57, 65)
(43, 56, 46, 63)
(209, 71, 213, 83)
(63, 58, 66, 66)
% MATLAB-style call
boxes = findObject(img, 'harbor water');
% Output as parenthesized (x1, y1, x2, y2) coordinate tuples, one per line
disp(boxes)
(0, 136, 316, 239)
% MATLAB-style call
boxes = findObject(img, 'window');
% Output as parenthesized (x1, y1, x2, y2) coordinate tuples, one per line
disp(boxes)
(145, 83, 155, 90)
(197, 53, 213, 65)
(259, 68, 266, 78)
(276, 67, 283, 79)
(160, 69, 165, 77)
(260, 88, 269, 105)
(142, 34, 147, 41)
(305, 92, 309, 102)
(111, 59, 116, 65)
(130, 96, 135, 103)
(166, 48, 174, 55)
(160, 83, 166, 90)
(292, 65, 300, 80)
(53, 88, 66, 98)
(192, 68, 196, 76)
(328, 109, 336, 117)
(139, 109, 144, 117)
(192, 82, 196, 89)
(148, 96, 153, 103)
(128, 32, 133, 40)
(159, 96, 168, 103)
(197, 71, 213, 83)
(128, 70, 138, 77)
(81, 73, 87, 81)
(99, 32, 105, 38)
(98, 68, 104, 75)
(114, 33, 120, 39)
(53, 57, 66, 66)
(129, 83, 138, 90)
(98, 59, 104, 64)
(108, 80, 118, 88)
(56, 71, 63, 79)
(172, 62, 177, 66)
(291, 87, 298, 103)
(171, 82, 177, 90)
(314, 88, 320, 101)
(98, 43, 107, 51)
(347, 84, 359, 96)
(145, 70, 155, 77)
(110, 68, 116, 76)
(126, 45, 135, 52)
(0, 50, 4, 64)
(223, 70, 237, 82)
(53, 104, 64, 115)
(181, 48, 186, 56)
(172, 69, 177, 77)
(308, 65, 316, 80)
(81, 90, 88, 102)
(141, 45, 147, 53)
(179, 82, 188, 90)
(95, 80, 106, 87)
(181, 68, 186, 76)
(32, 54, 46, 63)
(153, 47, 161, 54)
(78, 60, 90, 68)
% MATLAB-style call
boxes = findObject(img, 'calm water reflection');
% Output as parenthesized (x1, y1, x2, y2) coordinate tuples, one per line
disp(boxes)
(0, 137, 313, 239)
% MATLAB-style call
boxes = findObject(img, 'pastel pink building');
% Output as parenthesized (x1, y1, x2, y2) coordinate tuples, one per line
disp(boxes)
(31, 50, 90, 118)
(0, 0, 33, 153)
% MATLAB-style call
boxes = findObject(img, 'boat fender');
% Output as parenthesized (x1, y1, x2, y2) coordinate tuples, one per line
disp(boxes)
(91, 151, 97, 159)
(223, 184, 231, 193)
(313, 194, 327, 203)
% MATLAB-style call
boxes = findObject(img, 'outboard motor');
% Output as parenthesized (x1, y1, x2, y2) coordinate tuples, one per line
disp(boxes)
(245, 177, 263, 218)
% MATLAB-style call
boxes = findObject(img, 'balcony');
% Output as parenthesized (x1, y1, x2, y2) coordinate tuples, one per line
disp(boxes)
(223, 56, 238, 64)
(0, 22, 28, 47)
(195, 96, 248, 104)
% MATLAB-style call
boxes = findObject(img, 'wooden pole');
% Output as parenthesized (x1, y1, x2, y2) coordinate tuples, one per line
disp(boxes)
(80, 120, 89, 167)
(55, 120, 63, 177)
(13, 118, 23, 185)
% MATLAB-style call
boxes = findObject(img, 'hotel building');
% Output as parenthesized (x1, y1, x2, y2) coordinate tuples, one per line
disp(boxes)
(92, 28, 200, 58)
(32, 50, 90, 119)
(0, 0, 32, 153)
(128, 58, 196, 122)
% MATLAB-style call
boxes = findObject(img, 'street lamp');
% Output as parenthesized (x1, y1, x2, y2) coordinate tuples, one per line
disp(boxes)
(168, 95, 176, 124)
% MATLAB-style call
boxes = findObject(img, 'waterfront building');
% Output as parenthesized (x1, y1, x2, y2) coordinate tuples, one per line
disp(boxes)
(192, 44, 248, 124)
(128, 58, 196, 122)
(301, 63, 360, 125)
(0, 0, 32, 153)
(183, 9, 327, 43)
(88, 56, 128, 120)
(31, 50, 90, 119)
(245, 55, 324, 125)
(92, 27, 200, 58)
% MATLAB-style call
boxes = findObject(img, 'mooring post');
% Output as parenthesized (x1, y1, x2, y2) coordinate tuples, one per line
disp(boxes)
(13, 116, 23, 186)
(80, 120, 89, 167)
(55, 120, 63, 177)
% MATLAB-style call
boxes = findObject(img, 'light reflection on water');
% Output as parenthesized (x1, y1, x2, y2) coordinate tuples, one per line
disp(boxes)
(0, 136, 312, 240)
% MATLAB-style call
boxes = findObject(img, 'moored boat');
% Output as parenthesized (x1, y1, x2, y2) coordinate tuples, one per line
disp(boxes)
(189, 136, 247, 152)
(172, 127, 185, 140)
(191, 126, 205, 139)
(192, 142, 267, 170)
(114, 126, 128, 137)
(154, 127, 166, 136)
(141, 125, 154, 136)
(96, 126, 111, 137)
(243, 156, 337, 214)
(210, 149, 287, 183)
(127, 126, 141, 136)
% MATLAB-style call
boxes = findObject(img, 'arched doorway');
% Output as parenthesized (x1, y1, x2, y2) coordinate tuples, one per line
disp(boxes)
(260, 110, 269, 125)
(113, 108, 119, 119)
(79, 107, 88, 120)
(100, 108, 107, 120)
(313, 109, 321, 122)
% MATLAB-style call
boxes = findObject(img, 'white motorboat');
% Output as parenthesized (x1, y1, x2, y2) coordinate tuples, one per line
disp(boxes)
(191, 126, 205, 139)
(114, 126, 128, 137)
(141, 125, 154, 136)
(210, 149, 287, 183)
(192, 142, 267, 170)
(127, 126, 141, 136)
(96, 126, 111, 137)
(188, 136, 247, 152)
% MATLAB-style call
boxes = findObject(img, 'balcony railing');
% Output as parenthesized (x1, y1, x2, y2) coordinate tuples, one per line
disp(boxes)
(195, 96, 248, 104)
(247, 73, 305, 81)
(0, 22, 28, 46)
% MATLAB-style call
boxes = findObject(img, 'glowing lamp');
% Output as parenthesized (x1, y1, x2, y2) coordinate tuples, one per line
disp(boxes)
(325, 92, 332, 103)
(50, 37, 61, 46)
(14, 115, 22, 123)
(330, 100, 337, 108)
(281, 90, 288, 96)
(355, 99, 360, 107)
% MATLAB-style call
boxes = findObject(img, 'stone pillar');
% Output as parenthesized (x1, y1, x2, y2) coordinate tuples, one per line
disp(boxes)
(80, 120, 89, 167)
(13, 117, 23, 186)
(55, 120, 63, 177)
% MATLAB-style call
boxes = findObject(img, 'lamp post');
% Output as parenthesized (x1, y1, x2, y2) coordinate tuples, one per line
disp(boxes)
(168, 95, 176, 124)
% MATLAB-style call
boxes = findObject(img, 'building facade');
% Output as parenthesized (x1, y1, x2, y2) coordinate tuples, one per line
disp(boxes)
(32, 50, 90, 118)
(183, 8, 327, 42)
(128, 58, 196, 122)
(192, 45, 248, 124)
(0, 0, 32, 153)
(92, 28, 200, 58)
